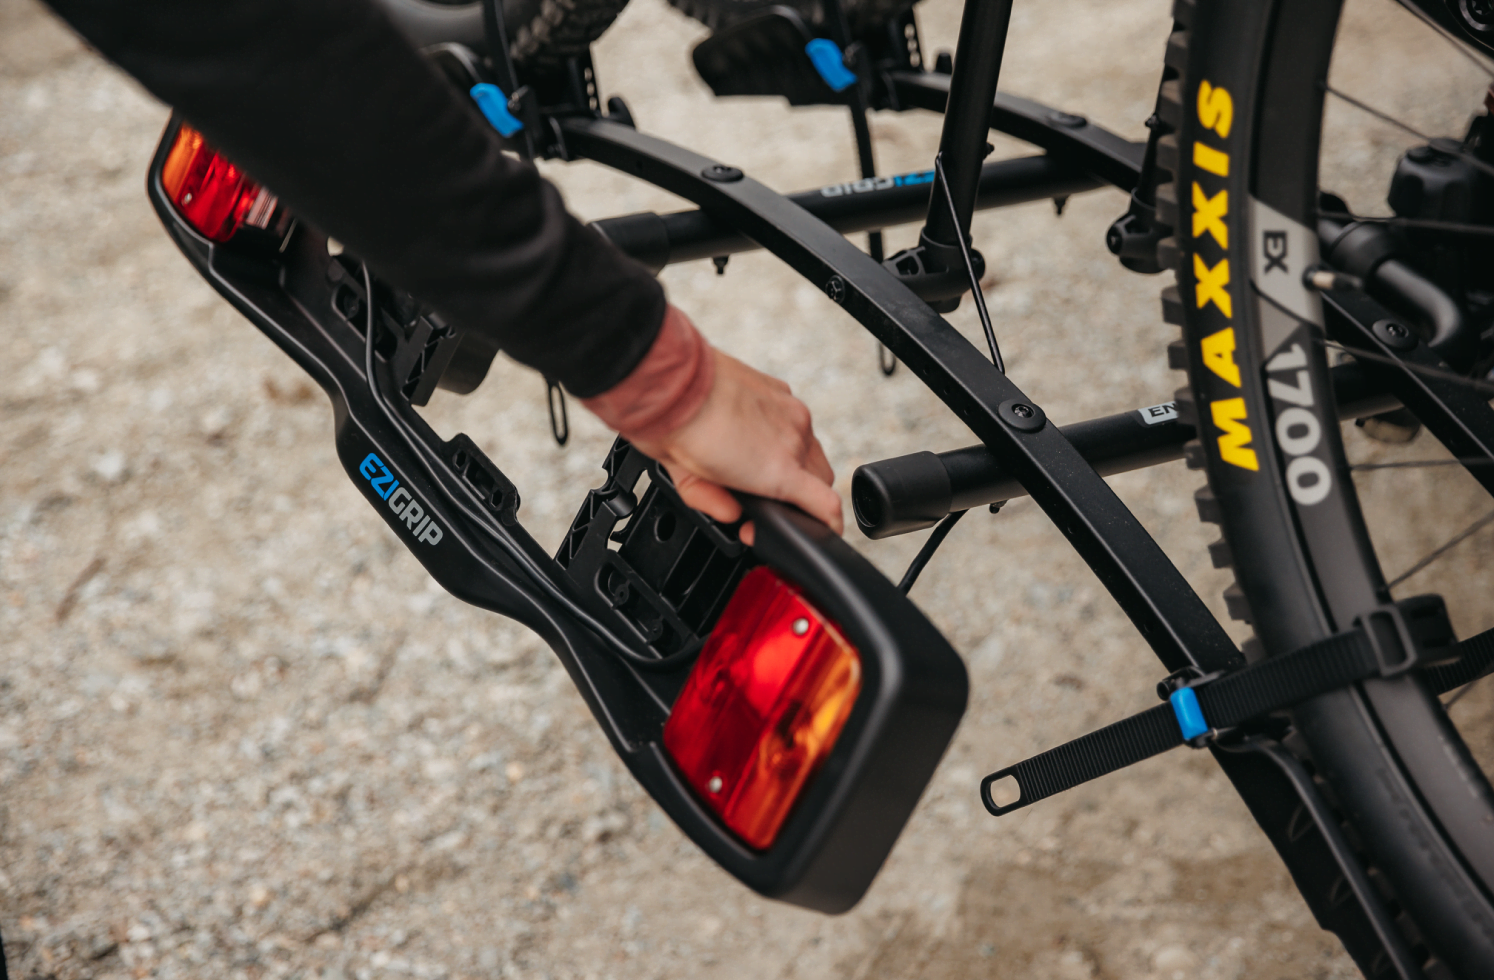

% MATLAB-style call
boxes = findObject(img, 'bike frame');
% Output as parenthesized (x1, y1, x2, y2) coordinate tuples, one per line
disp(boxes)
(142, 0, 1480, 971)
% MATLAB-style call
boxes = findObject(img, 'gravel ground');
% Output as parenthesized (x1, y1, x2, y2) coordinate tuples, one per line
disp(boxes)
(2, 1, 1492, 978)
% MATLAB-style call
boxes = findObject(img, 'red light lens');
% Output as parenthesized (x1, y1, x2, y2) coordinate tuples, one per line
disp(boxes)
(161, 123, 278, 242)
(664, 567, 861, 850)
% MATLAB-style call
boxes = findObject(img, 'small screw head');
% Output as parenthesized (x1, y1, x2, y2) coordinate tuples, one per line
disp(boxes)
(701, 164, 744, 182)
(707, 776, 723, 793)
(1372, 318, 1418, 352)
(824, 275, 846, 304)
(999, 399, 1047, 433)
(792, 617, 810, 636)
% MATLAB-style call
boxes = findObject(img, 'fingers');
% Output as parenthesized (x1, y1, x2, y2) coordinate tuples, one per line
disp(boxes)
(670, 463, 840, 539)
(669, 467, 743, 526)
(803, 433, 835, 487)
(781, 466, 845, 535)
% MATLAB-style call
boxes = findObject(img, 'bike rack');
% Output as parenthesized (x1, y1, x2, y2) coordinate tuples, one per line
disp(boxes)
(143, 15, 1425, 970)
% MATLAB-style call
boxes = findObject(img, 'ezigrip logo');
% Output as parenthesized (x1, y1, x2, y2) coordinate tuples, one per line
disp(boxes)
(359, 453, 444, 545)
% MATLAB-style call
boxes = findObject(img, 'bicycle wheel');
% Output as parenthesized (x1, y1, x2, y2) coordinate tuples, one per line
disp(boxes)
(374, 0, 631, 68)
(1167, 0, 1494, 974)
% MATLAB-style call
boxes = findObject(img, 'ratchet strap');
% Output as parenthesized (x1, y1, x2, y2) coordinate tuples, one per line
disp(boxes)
(983, 595, 1494, 815)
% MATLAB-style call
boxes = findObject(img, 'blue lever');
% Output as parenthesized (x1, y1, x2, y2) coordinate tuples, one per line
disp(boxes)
(805, 39, 858, 93)
(470, 83, 525, 137)
(1169, 687, 1209, 742)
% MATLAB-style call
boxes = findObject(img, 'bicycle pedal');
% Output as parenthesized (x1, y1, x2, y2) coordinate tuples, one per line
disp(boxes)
(692, 9, 844, 106)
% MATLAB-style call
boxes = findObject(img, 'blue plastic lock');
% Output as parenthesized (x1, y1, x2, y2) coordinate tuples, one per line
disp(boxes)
(1169, 687, 1209, 742)
(470, 83, 525, 137)
(805, 39, 858, 93)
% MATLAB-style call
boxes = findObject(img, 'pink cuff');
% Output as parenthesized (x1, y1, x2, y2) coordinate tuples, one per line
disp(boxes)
(582, 305, 715, 444)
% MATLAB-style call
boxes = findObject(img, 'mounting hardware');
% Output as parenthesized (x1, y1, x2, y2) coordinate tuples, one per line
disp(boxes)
(712, 255, 729, 275)
(999, 399, 1046, 433)
(702, 164, 744, 182)
(1372, 318, 1418, 352)
(825, 275, 847, 303)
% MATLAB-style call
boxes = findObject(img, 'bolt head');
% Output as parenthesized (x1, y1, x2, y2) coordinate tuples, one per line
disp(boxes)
(1012, 403, 1034, 418)
(1372, 318, 1418, 352)
(707, 776, 723, 793)
(792, 617, 810, 636)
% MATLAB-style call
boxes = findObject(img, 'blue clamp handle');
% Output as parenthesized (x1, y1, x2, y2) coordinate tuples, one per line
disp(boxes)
(1169, 687, 1209, 742)
(470, 83, 525, 137)
(805, 39, 858, 93)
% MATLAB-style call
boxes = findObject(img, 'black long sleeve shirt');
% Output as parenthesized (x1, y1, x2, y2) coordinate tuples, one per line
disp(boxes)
(44, 0, 666, 397)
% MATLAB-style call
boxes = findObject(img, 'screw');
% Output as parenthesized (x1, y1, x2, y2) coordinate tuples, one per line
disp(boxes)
(708, 776, 723, 793)
(1372, 319, 1417, 352)
(792, 617, 810, 636)
(824, 276, 846, 304)
(1011, 403, 1034, 418)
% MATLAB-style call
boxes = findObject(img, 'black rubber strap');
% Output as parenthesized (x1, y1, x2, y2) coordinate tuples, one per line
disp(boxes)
(1426, 627, 1494, 695)
(983, 623, 1494, 816)
(982, 703, 1181, 814)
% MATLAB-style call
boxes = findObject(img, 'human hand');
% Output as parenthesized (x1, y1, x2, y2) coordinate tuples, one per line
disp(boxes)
(581, 305, 841, 545)
(629, 349, 843, 545)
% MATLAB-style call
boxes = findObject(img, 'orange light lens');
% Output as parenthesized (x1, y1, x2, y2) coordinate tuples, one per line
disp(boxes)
(663, 567, 861, 850)
(161, 123, 277, 242)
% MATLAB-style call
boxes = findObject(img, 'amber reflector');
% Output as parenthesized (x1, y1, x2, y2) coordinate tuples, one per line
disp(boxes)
(663, 566, 862, 850)
(161, 123, 278, 242)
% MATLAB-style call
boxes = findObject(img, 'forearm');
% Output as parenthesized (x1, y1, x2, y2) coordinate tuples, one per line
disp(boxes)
(45, 0, 665, 396)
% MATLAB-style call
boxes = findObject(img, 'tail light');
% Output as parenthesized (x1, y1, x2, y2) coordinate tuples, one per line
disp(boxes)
(160, 123, 279, 242)
(664, 566, 861, 849)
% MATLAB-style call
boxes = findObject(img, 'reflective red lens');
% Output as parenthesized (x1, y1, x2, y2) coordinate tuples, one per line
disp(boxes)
(161, 123, 278, 242)
(663, 567, 861, 850)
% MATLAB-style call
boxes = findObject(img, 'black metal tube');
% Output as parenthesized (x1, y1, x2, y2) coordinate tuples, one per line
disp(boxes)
(1319, 216, 1472, 366)
(921, 0, 1015, 250)
(593, 155, 1099, 271)
(1371, 259, 1471, 364)
(853, 364, 1405, 539)
(852, 403, 1190, 539)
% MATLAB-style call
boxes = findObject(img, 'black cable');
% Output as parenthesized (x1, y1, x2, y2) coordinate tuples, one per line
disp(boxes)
(359, 264, 698, 671)
(898, 509, 967, 594)
(934, 153, 1003, 372)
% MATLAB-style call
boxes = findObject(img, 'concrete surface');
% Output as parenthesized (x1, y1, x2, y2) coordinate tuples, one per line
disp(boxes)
(1, 0, 1490, 978)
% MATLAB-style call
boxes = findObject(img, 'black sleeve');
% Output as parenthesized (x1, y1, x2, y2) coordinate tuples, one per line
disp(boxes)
(43, 0, 666, 398)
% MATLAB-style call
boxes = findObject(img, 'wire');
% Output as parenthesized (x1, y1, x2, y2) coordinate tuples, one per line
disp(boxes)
(898, 509, 967, 594)
(359, 264, 699, 672)
(1322, 339, 1494, 397)
(1386, 506, 1494, 589)
(933, 153, 1004, 373)
(1325, 86, 1494, 183)
(1318, 209, 1494, 239)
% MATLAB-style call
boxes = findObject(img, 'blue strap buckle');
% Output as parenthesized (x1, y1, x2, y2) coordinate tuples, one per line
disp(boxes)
(1160, 667, 1231, 747)
(805, 39, 858, 93)
(470, 83, 525, 137)
(1169, 687, 1209, 743)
